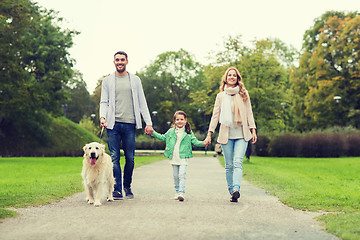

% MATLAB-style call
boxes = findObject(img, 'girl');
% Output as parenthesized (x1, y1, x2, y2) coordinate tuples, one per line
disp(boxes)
(204, 67, 257, 202)
(150, 110, 206, 201)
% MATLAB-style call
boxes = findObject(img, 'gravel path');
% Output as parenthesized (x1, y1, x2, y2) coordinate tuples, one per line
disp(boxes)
(0, 157, 338, 240)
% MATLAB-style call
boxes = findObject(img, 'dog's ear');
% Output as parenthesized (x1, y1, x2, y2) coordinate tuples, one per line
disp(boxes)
(83, 144, 88, 153)
(100, 144, 105, 152)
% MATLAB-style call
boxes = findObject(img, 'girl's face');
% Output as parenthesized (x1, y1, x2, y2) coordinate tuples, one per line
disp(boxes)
(226, 69, 238, 87)
(174, 114, 187, 128)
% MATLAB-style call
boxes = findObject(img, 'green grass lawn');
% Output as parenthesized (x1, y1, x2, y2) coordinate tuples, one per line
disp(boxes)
(0, 155, 165, 219)
(218, 156, 360, 240)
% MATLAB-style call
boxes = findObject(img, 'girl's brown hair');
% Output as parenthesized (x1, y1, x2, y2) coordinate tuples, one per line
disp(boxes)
(219, 67, 248, 101)
(173, 110, 192, 134)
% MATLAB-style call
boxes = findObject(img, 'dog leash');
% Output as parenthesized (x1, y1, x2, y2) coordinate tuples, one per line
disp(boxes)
(98, 126, 104, 143)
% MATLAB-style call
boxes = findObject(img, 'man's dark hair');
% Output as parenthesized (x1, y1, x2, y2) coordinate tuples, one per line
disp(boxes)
(114, 51, 128, 60)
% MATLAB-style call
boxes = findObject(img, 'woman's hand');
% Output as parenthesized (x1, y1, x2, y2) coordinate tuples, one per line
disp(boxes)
(251, 129, 257, 144)
(203, 132, 212, 146)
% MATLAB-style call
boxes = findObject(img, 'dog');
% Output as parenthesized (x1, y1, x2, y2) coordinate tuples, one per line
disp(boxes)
(81, 142, 115, 207)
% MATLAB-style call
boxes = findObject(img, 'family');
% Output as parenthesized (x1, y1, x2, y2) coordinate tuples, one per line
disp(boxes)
(99, 51, 257, 203)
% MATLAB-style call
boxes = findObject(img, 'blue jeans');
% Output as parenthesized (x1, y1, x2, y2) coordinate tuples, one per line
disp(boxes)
(107, 122, 136, 192)
(172, 165, 187, 194)
(221, 138, 248, 194)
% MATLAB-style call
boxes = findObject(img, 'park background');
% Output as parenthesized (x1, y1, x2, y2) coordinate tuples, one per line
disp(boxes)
(0, 1, 359, 239)
(1, 0, 359, 156)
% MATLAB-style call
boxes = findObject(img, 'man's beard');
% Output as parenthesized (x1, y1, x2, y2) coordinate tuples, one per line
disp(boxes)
(116, 64, 126, 73)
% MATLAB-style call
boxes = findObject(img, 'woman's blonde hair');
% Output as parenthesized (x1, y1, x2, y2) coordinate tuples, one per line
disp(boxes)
(220, 67, 248, 101)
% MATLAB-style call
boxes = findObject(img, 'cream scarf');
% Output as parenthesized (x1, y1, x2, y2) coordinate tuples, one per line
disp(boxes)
(219, 85, 242, 127)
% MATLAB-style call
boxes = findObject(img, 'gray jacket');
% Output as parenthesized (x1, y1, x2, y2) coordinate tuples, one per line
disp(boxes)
(100, 72, 152, 129)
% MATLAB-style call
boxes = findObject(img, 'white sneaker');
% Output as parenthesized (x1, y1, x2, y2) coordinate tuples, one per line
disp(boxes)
(178, 194, 184, 201)
(173, 194, 179, 200)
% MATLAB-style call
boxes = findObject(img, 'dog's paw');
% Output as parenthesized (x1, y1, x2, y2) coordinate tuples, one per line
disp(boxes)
(107, 196, 114, 202)
(88, 199, 94, 204)
(94, 201, 102, 207)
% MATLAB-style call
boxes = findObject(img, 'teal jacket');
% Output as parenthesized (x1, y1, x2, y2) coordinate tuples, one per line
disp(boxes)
(152, 128, 204, 159)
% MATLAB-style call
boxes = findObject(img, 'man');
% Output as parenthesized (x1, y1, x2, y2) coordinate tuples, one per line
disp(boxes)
(100, 51, 153, 199)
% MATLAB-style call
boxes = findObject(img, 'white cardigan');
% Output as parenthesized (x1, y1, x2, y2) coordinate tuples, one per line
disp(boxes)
(99, 72, 152, 129)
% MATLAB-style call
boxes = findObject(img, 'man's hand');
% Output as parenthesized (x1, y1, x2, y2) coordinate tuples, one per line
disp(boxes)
(100, 117, 107, 128)
(145, 125, 154, 135)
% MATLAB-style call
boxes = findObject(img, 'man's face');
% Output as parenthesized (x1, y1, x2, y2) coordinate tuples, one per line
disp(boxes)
(113, 54, 128, 73)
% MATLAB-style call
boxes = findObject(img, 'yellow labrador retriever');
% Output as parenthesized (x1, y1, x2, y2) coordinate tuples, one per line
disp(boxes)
(82, 142, 115, 207)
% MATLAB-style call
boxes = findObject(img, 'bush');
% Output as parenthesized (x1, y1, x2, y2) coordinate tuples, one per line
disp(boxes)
(257, 130, 359, 158)
(268, 133, 299, 157)
(0, 117, 101, 157)
(255, 135, 270, 156)
(135, 134, 166, 150)
(345, 133, 360, 156)
(299, 133, 344, 158)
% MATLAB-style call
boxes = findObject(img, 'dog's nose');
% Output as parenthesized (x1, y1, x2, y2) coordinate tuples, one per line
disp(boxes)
(91, 152, 96, 158)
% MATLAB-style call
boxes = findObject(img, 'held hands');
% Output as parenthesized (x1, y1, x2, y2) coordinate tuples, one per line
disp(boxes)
(144, 125, 154, 135)
(203, 134, 212, 146)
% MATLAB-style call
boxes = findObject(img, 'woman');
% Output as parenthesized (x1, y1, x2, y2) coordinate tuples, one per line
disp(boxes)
(204, 67, 257, 202)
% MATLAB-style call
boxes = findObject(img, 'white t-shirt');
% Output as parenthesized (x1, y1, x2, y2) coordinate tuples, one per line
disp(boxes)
(169, 127, 188, 166)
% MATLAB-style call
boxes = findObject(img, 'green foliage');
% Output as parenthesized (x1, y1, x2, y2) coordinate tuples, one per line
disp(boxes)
(239, 39, 293, 132)
(136, 134, 166, 150)
(138, 49, 207, 133)
(64, 70, 96, 123)
(79, 115, 96, 135)
(292, 11, 360, 130)
(190, 64, 228, 115)
(0, 116, 101, 156)
(0, 0, 79, 146)
(302, 11, 359, 53)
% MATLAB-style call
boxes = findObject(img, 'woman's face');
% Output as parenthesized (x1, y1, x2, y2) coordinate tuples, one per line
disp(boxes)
(226, 69, 238, 87)
(174, 114, 187, 128)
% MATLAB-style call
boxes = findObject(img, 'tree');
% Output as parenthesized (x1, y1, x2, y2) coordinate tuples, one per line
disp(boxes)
(64, 70, 96, 123)
(302, 11, 359, 54)
(0, 0, 78, 148)
(138, 49, 206, 132)
(291, 11, 360, 130)
(240, 39, 293, 132)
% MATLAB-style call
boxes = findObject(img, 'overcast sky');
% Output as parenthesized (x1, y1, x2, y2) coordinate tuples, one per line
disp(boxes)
(35, 0, 359, 93)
